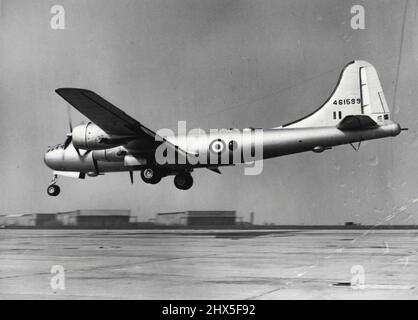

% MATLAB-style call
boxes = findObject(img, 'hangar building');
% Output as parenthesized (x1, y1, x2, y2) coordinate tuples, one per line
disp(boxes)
(56, 209, 131, 228)
(156, 211, 237, 226)
(0, 213, 57, 227)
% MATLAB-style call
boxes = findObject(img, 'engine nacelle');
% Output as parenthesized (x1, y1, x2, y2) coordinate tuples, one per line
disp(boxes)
(92, 147, 127, 162)
(72, 122, 126, 150)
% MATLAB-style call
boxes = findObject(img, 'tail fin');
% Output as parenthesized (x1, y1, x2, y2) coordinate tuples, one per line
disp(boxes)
(280, 60, 391, 129)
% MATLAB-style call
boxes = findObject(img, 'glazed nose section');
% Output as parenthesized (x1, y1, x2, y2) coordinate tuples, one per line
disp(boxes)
(44, 148, 63, 169)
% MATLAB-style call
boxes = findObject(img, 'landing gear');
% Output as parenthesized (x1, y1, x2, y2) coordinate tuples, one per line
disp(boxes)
(141, 167, 161, 184)
(47, 174, 60, 196)
(47, 184, 60, 196)
(174, 173, 193, 190)
(140, 167, 193, 189)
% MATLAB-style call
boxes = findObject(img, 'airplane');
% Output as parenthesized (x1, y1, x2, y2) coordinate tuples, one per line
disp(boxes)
(44, 60, 406, 196)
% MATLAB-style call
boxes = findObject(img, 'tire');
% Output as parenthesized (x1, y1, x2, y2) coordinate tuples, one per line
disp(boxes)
(141, 167, 161, 184)
(47, 185, 60, 196)
(174, 173, 193, 190)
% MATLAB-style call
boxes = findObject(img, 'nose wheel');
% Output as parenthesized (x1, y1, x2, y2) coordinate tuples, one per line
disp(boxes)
(47, 174, 61, 196)
(47, 184, 60, 196)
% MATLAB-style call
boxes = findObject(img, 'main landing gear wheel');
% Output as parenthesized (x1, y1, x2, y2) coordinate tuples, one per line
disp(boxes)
(174, 173, 193, 190)
(47, 184, 60, 196)
(141, 167, 161, 184)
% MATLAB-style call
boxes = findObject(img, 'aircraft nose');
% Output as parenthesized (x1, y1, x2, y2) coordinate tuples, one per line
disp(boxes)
(44, 150, 54, 168)
(44, 147, 63, 169)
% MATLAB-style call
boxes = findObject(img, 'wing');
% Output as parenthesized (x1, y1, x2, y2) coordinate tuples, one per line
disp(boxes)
(56, 88, 151, 137)
(337, 115, 378, 131)
(56, 88, 193, 163)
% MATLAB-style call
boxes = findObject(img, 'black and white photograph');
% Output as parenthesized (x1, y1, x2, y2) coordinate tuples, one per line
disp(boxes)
(0, 0, 417, 303)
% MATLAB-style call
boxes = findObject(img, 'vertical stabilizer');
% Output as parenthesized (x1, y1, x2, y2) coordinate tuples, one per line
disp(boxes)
(280, 61, 391, 129)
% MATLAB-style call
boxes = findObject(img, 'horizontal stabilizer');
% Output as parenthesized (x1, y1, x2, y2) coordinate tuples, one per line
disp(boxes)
(337, 115, 378, 131)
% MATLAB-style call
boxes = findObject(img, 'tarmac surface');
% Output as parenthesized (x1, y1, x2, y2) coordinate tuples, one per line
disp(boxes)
(0, 229, 417, 299)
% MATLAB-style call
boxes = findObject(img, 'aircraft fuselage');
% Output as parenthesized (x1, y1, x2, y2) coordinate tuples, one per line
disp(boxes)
(44, 121, 401, 173)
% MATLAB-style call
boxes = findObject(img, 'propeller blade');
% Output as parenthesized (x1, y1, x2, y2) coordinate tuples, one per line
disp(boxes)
(129, 171, 134, 184)
(63, 135, 72, 149)
(92, 156, 99, 175)
(67, 105, 73, 132)
(63, 105, 74, 150)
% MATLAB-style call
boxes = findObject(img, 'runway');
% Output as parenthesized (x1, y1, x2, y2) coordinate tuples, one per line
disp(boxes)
(0, 229, 417, 299)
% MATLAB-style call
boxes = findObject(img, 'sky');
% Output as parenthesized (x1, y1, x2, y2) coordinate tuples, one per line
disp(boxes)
(0, 0, 417, 225)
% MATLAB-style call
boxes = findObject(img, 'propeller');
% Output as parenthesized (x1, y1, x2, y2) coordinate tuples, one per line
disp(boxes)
(92, 155, 99, 175)
(63, 105, 80, 155)
(63, 133, 72, 149)
(63, 105, 73, 149)
(67, 105, 73, 132)
(129, 171, 134, 184)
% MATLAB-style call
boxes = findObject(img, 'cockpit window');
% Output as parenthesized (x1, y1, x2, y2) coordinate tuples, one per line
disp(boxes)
(47, 144, 64, 152)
